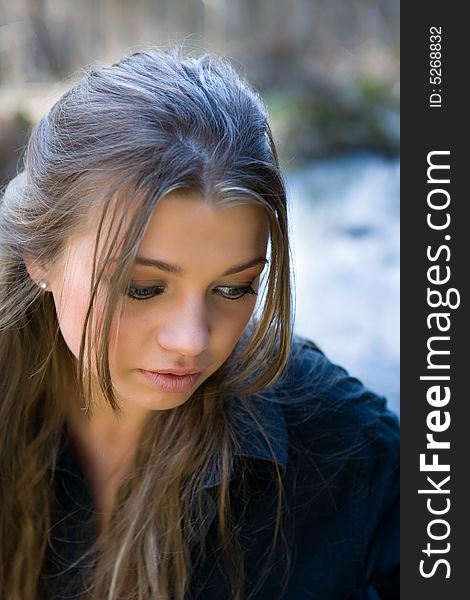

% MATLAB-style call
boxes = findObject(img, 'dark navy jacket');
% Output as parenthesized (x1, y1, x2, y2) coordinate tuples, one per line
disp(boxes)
(39, 336, 399, 599)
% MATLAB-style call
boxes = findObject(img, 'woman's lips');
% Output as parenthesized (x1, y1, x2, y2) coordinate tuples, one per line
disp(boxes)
(139, 369, 201, 392)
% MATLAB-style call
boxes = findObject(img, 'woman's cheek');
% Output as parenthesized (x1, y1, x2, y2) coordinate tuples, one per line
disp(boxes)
(55, 294, 90, 360)
(218, 299, 256, 345)
(55, 283, 106, 366)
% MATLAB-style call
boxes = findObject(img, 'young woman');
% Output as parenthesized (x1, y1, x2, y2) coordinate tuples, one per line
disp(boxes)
(0, 48, 399, 599)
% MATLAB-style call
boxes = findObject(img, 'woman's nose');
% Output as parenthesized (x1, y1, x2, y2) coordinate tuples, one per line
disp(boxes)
(156, 297, 210, 357)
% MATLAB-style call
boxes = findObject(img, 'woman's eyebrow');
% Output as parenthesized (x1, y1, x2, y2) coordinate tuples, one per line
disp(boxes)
(131, 256, 268, 276)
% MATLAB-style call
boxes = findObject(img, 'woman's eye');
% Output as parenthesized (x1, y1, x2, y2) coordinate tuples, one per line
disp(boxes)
(215, 285, 257, 301)
(126, 285, 165, 301)
(125, 284, 257, 302)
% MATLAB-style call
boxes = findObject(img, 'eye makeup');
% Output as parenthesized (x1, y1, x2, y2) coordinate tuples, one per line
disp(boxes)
(125, 282, 258, 302)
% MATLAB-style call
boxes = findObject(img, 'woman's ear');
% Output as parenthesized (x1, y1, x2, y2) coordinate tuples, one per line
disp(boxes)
(23, 252, 50, 289)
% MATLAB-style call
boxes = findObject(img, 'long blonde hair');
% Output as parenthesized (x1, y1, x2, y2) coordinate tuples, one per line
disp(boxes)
(0, 47, 293, 599)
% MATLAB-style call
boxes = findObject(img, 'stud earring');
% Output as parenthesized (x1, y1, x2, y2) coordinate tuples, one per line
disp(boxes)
(39, 280, 48, 290)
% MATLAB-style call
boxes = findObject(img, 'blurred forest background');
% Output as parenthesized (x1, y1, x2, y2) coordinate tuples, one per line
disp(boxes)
(0, 0, 400, 412)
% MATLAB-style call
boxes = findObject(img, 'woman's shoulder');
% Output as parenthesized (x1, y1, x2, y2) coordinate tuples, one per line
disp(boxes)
(275, 335, 399, 596)
(261, 333, 400, 508)
(229, 332, 399, 504)
(276, 333, 400, 445)
(234, 333, 399, 488)
(236, 335, 399, 595)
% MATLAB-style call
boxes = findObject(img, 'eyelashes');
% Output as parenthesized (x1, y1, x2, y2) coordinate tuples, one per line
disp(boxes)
(125, 284, 258, 302)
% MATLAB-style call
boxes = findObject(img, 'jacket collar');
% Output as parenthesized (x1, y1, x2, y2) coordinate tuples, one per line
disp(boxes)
(203, 388, 288, 488)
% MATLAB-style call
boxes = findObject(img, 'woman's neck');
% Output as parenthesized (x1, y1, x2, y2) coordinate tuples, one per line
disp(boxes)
(64, 392, 151, 531)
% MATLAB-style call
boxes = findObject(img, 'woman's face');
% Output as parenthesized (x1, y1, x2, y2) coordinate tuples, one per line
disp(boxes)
(45, 192, 270, 413)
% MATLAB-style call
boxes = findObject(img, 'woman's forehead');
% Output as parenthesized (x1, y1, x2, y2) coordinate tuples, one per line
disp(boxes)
(141, 194, 270, 265)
